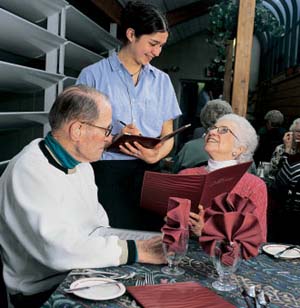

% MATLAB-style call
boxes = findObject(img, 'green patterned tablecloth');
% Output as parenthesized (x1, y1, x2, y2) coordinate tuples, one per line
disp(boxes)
(42, 240, 300, 308)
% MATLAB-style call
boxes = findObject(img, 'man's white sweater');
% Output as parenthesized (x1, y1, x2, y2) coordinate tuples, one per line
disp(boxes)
(0, 139, 128, 295)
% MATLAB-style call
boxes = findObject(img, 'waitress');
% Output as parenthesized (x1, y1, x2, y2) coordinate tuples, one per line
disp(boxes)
(77, 1, 181, 229)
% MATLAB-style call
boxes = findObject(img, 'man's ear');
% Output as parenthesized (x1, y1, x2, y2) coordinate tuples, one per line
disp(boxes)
(126, 28, 135, 43)
(69, 121, 81, 141)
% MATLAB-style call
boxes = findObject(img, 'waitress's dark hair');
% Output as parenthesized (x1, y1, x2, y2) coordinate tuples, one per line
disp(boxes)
(120, 1, 169, 43)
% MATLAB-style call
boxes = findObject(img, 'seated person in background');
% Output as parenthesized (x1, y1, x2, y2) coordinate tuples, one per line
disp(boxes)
(0, 85, 165, 308)
(270, 118, 300, 178)
(179, 114, 268, 241)
(254, 110, 286, 165)
(195, 81, 213, 120)
(269, 132, 300, 244)
(172, 99, 232, 173)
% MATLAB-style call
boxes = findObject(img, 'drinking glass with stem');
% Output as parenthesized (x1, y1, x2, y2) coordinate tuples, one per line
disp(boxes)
(211, 239, 241, 292)
(161, 229, 189, 276)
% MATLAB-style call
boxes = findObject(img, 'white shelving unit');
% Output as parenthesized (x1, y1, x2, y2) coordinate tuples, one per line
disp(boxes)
(0, 0, 121, 174)
(0, 9, 66, 58)
(0, 112, 49, 129)
(64, 41, 103, 74)
(65, 6, 120, 54)
(0, 61, 64, 91)
(0, 0, 68, 23)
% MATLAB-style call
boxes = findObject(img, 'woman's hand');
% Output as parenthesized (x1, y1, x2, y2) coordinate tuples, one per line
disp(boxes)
(119, 141, 163, 164)
(283, 131, 293, 154)
(189, 204, 204, 237)
(121, 123, 141, 136)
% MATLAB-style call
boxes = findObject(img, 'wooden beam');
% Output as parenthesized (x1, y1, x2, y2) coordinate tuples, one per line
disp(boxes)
(231, 0, 256, 116)
(90, 0, 122, 24)
(167, 0, 217, 27)
(223, 40, 234, 103)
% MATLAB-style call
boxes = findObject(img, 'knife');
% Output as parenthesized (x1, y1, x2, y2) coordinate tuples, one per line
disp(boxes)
(241, 289, 253, 308)
(274, 245, 298, 258)
(64, 281, 120, 293)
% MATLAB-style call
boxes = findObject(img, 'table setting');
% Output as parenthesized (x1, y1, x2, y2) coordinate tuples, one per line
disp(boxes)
(42, 240, 300, 308)
(42, 194, 300, 308)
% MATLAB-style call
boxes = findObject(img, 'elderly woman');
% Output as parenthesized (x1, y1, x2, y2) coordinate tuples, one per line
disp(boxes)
(173, 99, 232, 173)
(270, 118, 300, 177)
(184, 114, 267, 241)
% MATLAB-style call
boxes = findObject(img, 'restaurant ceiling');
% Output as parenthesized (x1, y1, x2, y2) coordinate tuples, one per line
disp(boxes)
(90, 0, 300, 47)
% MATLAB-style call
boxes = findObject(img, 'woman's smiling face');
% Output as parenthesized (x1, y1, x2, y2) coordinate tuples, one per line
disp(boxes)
(204, 119, 240, 161)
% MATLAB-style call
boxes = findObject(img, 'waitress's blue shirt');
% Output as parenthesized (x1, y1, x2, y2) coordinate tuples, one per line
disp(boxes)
(77, 51, 182, 160)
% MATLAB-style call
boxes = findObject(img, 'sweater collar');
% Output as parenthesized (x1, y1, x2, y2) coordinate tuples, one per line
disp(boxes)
(44, 132, 80, 169)
(206, 158, 238, 172)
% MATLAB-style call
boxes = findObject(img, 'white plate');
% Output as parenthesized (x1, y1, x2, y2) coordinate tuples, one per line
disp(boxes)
(262, 244, 300, 259)
(69, 277, 126, 301)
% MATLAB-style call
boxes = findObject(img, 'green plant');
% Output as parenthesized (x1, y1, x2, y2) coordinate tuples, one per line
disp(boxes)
(206, 0, 285, 79)
(207, 0, 285, 45)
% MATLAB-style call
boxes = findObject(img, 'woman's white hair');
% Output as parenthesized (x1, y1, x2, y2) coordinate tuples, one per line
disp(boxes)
(289, 118, 300, 131)
(217, 114, 258, 163)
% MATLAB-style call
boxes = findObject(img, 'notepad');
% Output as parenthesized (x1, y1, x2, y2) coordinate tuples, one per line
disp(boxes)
(140, 161, 252, 215)
(106, 124, 191, 153)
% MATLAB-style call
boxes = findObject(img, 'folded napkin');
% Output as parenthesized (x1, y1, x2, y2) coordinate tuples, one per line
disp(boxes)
(200, 212, 263, 265)
(127, 282, 236, 308)
(205, 192, 256, 220)
(161, 197, 190, 251)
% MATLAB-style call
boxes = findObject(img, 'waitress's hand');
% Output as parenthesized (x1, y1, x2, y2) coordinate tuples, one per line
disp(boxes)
(119, 141, 163, 164)
(122, 123, 141, 136)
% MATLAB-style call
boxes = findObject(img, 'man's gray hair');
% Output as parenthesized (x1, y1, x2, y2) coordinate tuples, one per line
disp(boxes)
(217, 114, 258, 163)
(200, 99, 233, 129)
(49, 85, 109, 131)
(264, 110, 284, 127)
(290, 118, 300, 131)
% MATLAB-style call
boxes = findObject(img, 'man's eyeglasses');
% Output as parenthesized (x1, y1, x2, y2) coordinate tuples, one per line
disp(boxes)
(207, 125, 239, 140)
(81, 122, 113, 137)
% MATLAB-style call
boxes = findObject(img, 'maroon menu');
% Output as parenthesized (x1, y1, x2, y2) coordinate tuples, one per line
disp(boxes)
(106, 124, 191, 152)
(140, 161, 252, 216)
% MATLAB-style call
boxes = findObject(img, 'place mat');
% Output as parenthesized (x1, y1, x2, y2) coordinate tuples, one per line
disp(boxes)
(126, 281, 236, 308)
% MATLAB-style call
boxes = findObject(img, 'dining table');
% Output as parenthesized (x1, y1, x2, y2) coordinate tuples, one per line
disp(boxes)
(41, 239, 300, 308)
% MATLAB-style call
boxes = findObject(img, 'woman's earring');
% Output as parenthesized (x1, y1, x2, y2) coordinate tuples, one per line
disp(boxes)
(232, 152, 237, 157)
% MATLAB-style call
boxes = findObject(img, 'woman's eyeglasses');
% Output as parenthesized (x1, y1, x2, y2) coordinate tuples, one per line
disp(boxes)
(207, 126, 239, 140)
(81, 122, 113, 137)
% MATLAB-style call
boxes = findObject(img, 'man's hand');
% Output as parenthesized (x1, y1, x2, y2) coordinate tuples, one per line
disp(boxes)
(136, 236, 166, 264)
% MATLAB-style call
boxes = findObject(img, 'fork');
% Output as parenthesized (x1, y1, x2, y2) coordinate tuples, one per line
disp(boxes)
(144, 272, 155, 285)
(135, 274, 146, 286)
(71, 270, 136, 280)
(274, 245, 298, 258)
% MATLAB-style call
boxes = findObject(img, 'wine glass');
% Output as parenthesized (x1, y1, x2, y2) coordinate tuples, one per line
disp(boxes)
(161, 229, 189, 276)
(211, 240, 241, 291)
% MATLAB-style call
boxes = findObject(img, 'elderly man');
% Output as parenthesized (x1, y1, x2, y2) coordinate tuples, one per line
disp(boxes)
(0, 85, 165, 308)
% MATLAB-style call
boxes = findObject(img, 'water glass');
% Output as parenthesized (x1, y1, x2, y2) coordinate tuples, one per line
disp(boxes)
(211, 240, 241, 291)
(161, 229, 189, 276)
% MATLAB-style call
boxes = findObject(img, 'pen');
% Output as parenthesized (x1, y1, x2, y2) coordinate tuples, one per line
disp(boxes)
(119, 120, 127, 127)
